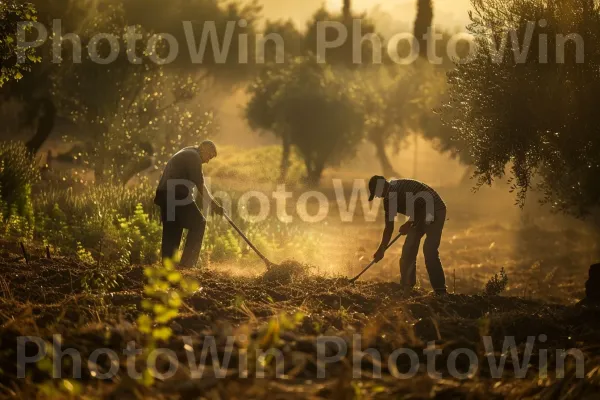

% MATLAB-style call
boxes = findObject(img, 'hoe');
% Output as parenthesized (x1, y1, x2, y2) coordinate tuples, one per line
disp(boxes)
(221, 209, 278, 270)
(349, 232, 404, 284)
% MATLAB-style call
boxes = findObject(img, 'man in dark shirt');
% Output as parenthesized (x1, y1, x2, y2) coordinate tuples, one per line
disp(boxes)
(154, 141, 223, 268)
(368, 175, 447, 293)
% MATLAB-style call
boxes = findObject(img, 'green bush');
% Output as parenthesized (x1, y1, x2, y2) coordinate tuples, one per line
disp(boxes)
(208, 229, 242, 262)
(0, 141, 39, 236)
(118, 203, 161, 264)
(485, 267, 509, 296)
(34, 183, 158, 264)
(37, 203, 73, 251)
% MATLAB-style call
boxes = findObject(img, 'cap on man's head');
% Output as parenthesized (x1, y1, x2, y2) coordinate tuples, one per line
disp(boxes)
(368, 175, 387, 201)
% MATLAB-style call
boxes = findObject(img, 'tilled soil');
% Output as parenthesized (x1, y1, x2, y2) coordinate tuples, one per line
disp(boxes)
(1, 250, 600, 399)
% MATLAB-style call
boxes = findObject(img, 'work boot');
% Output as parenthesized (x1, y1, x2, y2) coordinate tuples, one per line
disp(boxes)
(401, 286, 416, 296)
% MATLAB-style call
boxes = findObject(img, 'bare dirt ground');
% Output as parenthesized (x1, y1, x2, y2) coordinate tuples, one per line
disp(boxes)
(1, 242, 600, 398)
(1, 177, 599, 398)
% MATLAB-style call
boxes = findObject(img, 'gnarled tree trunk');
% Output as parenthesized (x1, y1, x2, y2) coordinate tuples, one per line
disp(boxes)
(25, 98, 56, 155)
(371, 134, 399, 177)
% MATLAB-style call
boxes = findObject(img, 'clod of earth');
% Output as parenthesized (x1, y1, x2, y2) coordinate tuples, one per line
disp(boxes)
(261, 260, 314, 284)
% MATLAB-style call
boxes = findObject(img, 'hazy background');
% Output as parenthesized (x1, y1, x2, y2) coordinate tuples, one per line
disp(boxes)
(218, 0, 473, 186)
(259, 0, 471, 29)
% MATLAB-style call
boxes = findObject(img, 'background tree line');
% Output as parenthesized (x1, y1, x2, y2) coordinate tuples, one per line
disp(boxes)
(2, 0, 600, 231)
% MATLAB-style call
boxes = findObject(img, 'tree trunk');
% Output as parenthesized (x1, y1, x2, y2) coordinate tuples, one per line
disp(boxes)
(414, 0, 433, 58)
(121, 141, 155, 185)
(306, 163, 324, 186)
(372, 135, 399, 177)
(302, 156, 323, 186)
(279, 132, 291, 182)
(25, 98, 56, 155)
(343, 0, 351, 20)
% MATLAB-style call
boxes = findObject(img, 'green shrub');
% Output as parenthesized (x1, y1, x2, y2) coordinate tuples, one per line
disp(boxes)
(209, 229, 242, 262)
(34, 183, 157, 261)
(137, 259, 201, 385)
(0, 141, 39, 234)
(118, 203, 161, 264)
(38, 203, 72, 251)
(485, 267, 509, 296)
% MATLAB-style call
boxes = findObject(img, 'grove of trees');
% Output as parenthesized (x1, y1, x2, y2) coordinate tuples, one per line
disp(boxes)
(3, 0, 600, 228)
(246, 0, 452, 182)
(1, 0, 258, 185)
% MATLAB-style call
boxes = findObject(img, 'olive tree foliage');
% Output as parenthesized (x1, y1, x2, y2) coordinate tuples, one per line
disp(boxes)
(0, 0, 50, 156)
(261, 19, 304, 63)
(1, 0, 98, 154)
(357, 67, 423, 177)
(444, 0, 600, 219)
(417, 65, 475, 179)
(246, 2, 379, 182)
(2, 0, 258, 183)
(0, 1, 40, 87)
(121, 0, 261, 82)
(46, 2, 202, 184)
(246, 56, 364, 185)
(304, 6, 378, 67)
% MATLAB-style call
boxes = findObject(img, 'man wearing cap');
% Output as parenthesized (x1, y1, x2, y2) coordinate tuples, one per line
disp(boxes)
(368, 175, 447, 294)
(154, 140, 224, 268)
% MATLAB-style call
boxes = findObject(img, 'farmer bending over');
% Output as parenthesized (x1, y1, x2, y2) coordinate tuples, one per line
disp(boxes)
(154, 141, 224, 268)
(368, 175, 447, 294)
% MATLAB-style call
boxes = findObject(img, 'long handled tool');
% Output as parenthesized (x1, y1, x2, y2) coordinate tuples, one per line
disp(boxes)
(349, 233, 404, 284)
(221, 211, 277, 269)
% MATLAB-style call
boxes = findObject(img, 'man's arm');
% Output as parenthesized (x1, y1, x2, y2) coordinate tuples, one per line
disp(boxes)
(186, 152, 205, 196)
(375, 220, 394, 258)
(184, 151, 222, 215)
(201, 184, 224, 215)
(374, 200, 395, 262)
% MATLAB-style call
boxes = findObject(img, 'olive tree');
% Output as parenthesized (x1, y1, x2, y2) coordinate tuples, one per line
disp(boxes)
(0, 1, 39, 87)
(444, 0, 600, 222)
(246, 56, 364, 185)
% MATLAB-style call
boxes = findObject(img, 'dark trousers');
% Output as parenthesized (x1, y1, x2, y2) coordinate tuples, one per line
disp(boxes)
(160, 202, 206, 268)
(400, 209, 447, 291)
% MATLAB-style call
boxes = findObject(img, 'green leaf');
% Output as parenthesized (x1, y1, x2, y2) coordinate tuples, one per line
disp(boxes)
(136, 314, 152, 333)
(142, 368, 155, 386)
(153, 304, 167, 316)
(167, 292, 181, 308)
(141, 299, 153, 310)
(152, 326, 172, 341)
(167, 271, 181, 283)
(155, 309, 178, 323)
